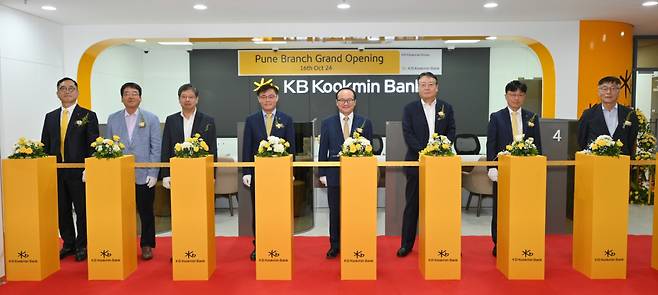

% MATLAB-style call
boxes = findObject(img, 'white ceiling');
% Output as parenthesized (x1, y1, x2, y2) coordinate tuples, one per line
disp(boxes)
(2, 0, 658, 34)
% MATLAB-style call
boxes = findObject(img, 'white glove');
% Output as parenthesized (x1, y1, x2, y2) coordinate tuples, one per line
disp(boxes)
(145, 176, 157, 188)
(162, 177, 171, 189)
(319, 176, 327, 187)
(487, 168, 498, 182)
(82, 169, 86, 182)
(242, 175, 252, 187)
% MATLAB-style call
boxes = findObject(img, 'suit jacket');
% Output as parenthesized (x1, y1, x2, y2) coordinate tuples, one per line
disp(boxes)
(318, 113, 373, 187)
(402, 99, 456, 174)
(242, 110, 295, 176)
(160, 110, 217, 178)
(578, 103, 638, 156)
(106, 108, 161, 184)
(486, 107, 543, 162)
(41, 104, 99, 180)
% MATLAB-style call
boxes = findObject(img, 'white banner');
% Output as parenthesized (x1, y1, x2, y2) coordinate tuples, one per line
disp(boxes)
(400, 49, 443, 75)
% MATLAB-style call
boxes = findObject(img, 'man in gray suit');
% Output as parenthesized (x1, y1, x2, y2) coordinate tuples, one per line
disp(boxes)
(106, 82, 162, 260)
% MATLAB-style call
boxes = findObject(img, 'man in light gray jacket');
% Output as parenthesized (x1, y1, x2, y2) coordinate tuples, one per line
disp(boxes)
(106, 82, 161, 260)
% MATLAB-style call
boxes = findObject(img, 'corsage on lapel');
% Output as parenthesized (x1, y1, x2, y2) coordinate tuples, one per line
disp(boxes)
(274, 116, 284, 129)
(437, 104, 446, 120)
(527, 113, 537, 128)
(76, 113, 89, 127)
(355, 119, 366, 134)
(138, 114, 146, 128)
(623, 109, 634, 129)
(204, 123, 211, 132)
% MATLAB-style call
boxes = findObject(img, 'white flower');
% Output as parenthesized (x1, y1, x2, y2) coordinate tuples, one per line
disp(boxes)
(438, 111, 445, 118)
(528, 122, 535, 127)
(526, 137, 534, 144)
(273, 143, 285, 153)
(182, 142, 193, 149)
(344, 137, 355, 146)
(96, 146, 103, 151)
(112, 145, 120, 152)
(267, 136, 280, 144)
(624, 120, 632, 127)
(76, 120, 82, 126)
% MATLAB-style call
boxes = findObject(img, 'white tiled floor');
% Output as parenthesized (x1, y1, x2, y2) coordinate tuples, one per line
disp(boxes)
(157, 204, 654, 237)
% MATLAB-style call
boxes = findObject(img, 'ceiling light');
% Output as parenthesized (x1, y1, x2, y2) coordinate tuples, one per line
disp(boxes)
(367, 36, 380, 41)
(485, 36, 497, 40)
(642, 1, 658, 7)
(251, 37, 263, 42)
(483, 2, 499, 8)
(157, 42, 193, 46)
(445, 39, 481, 44)
(193, 4, 208, 10)
(337, 1, 351, 9)
(41, 5, 56, 11)
(134, 39, 147, 43)
(254, 41, 288, 45)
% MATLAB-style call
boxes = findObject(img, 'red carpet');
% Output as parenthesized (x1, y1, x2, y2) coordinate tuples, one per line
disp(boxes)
(2, 235, 658, 295)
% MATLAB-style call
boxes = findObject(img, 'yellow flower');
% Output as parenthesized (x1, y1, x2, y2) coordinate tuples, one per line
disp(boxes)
(258, 146, 264, 153)
(284, 142, 290, 148)
(119, 143, 125, 149)
(200, 141, 209, 151)
(506, 145, 512, 151)
(96, 137, 103, 143)
(193, 147, 199, 152)
(194, 133, 201, 138)
(112, 135, 120, 141)
(107, 140, 114, 145)
(349, 144, 357, 153)
(441, 143, 450, 150)
(38, 142, 44, 147)
(185, 138, 192, 143)
(25, 147, 33, 154)
(264, 142, 271, 149)
(352, 131, 360, 139)
(18, 137, 26, 145)
(175, 143, 182, 152)
(616, 140, 623, 147)
(365, 145, 373, 153)
(595, 139, 605, 146)
(591, 143, 599, 150)
(355, 143, 362, 150)
(91, 142, 97, 147)
(517, 143, 525, 148)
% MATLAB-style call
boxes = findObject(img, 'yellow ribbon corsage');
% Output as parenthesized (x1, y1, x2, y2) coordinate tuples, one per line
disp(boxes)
(253, 78, 280, 92)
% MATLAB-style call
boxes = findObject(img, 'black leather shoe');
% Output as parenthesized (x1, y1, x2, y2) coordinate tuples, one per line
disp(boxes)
(59, 247, 75, 259)
(326, 248, 340, 259)
(250, 250, 256, 261)
(75, 248, 87, 261)
(492, 246, 497, 257)
(396, 247, 411, 257)
(142, 246, 153, 260)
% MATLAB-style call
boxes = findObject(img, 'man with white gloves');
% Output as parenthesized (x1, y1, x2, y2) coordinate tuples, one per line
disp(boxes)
(106, 82, 161, 260)
(318, 87, 373, 259)
(486, 80, 542, 257)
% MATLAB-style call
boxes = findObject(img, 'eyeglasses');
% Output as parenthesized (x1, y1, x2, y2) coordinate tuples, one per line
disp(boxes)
(258, 95, 277, 100)
(419, 83, 436, 88)
(505, 93, 526, 98)
(337, 98, 355, 104)
(58, 86, 77, 92)
(598, 86, 620, 92)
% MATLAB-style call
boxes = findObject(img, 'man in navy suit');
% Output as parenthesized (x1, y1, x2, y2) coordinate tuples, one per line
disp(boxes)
(318, 87, 373, 259)
(160, 83, 218, 186)
(106, 82, 161, 260)
(397, 72, 456, 257)
(41, 77, 99, 261)
(242, 81, 295, 261)
(486, 80, 543, 257)
(578, 76, 638, 156)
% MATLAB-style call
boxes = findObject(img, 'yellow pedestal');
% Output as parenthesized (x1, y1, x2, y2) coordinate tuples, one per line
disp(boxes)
(653, 157, 658, 270)
(2, 156, 59, 281)
(85, 156, 137, 280)
(255, 155, 293, 280)
(496, 155, 547, 280)
(418, 155, 461, 280)
(340, 156, 377, 280)
(573, 153, 629, 279)
(170, 156, 216, 280)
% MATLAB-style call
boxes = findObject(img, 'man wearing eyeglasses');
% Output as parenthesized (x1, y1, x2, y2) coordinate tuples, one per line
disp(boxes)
(318, 87, 373, 259)
(242, 80, 295, 261)
(397, 72, 456, 257)
(41, 77, 100, 261)
(578, 76, 638, 156)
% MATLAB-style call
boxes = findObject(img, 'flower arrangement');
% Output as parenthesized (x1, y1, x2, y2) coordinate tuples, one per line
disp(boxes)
(91, 135, 125, 159)
(256, 136, 290, 157)
(580, 135, 623, 157)
(419, 133, 454, 157)
(498, 134, 539, 157)
(8, 137, 47, 159)
(339, 131, 373, 157)
(630, 109, 655, 205)
(174, 133, 210, 158)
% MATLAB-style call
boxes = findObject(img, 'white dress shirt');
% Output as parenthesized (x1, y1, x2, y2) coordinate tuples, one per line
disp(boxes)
(124, 109, 139, 141)
(602, 103, 618, 136)
(421, 98, 436, 142)
(507, 107, 524, 137)
(181, 108, 197, 139)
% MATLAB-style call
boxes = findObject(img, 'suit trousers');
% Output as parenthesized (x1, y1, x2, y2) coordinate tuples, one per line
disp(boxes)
(136, 184, 156, 248)
(57, 176, 87, 250)
(327, 186, 341, 249)
(401, 173, 419, 249)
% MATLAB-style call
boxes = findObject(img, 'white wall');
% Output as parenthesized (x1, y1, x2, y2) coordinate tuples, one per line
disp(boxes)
(0, 4, 64, 278)
(489, 46, 542, 115)
(91, 45, 189, 123)
(635, 73, 654, 119)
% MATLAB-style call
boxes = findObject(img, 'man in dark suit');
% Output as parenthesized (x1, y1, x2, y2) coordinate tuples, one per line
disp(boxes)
(318, 87, 373, 259)
(160, 83, 218, 188)
(242, 81, 295, 261)
(486, 80, 543, 257)
(41, 77, 99, 261)
(397, 72, 456, 257)
(578, 76, 638, 156)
